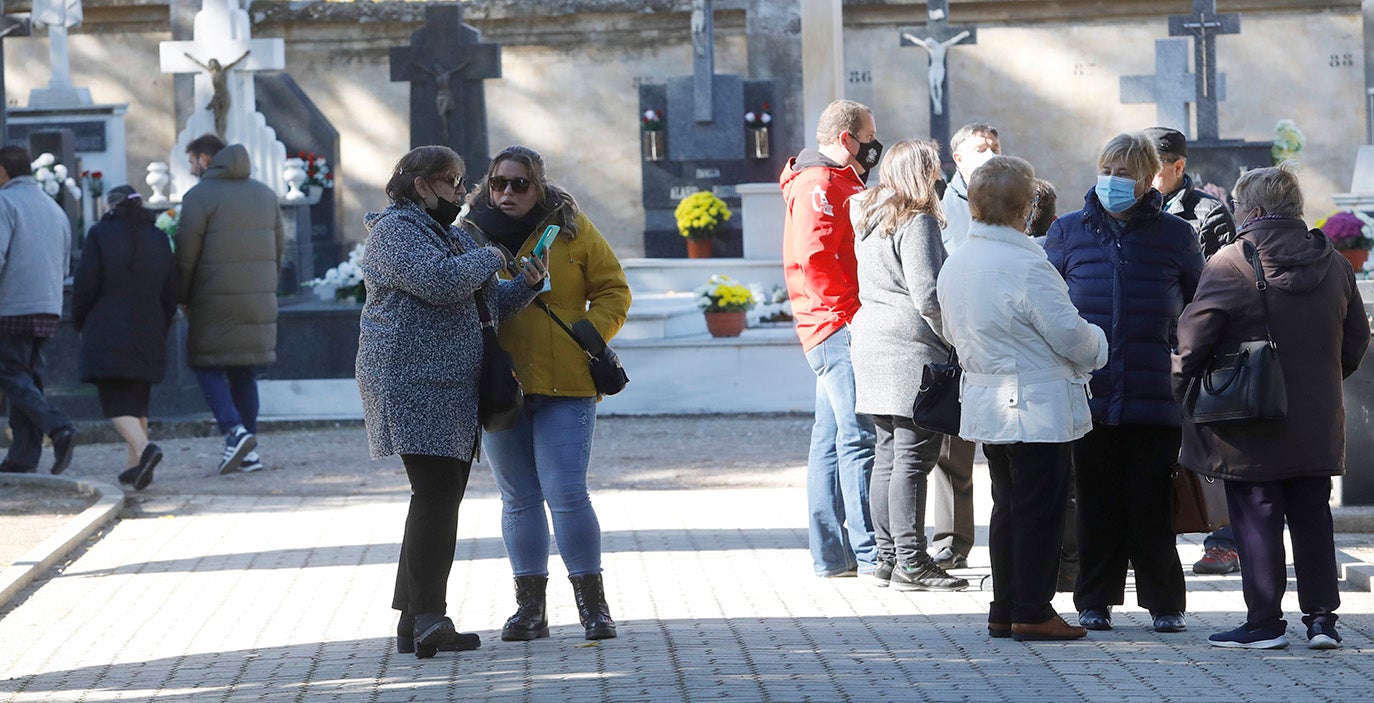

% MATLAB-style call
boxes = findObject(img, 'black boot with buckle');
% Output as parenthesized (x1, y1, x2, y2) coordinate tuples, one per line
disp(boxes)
(502, 575, 550, 641)
(569, 572, 617, 640)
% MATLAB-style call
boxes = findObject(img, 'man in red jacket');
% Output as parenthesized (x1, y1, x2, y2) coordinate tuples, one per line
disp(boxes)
(780, 99, 882, 577)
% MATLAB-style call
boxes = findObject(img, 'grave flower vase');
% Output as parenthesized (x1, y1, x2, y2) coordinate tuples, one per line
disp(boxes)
(643, 130, 665, 161)
(686, 237, 714, 259)
(1340, 249, 1369, 272)
(748, 127, 770, 160)
(705, 311, 747, 338)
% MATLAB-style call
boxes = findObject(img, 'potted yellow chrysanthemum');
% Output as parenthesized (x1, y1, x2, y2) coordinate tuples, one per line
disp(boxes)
(674, 190, 733, 259)
(695, 274, 757, 337)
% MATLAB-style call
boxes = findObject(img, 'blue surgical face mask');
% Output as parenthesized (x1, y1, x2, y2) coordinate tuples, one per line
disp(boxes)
(1095, 175, 1139, 214)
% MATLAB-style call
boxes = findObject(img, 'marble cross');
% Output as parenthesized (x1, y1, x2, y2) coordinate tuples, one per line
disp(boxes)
(1168, 0, 1240, 141)
(898, 0, 977, 160)
(1121, 39, 1198, 137)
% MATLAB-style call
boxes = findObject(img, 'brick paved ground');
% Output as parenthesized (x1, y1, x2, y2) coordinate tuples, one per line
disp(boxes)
(1, 419, 1371, 702)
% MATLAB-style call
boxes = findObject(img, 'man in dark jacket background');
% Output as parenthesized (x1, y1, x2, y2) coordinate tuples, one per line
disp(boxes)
(176, 134, 284, 475)
(1144, 126, 1243, 576)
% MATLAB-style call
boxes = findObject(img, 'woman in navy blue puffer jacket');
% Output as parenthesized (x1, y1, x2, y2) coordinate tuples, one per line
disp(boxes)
(1044, 132, 1204, 635)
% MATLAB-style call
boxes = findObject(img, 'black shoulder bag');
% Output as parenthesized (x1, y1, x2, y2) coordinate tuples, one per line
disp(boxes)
(1183, 241, 1287, 424)
(474, 287, 525, 431)
(534, 299, 629, 396)
(911, 347, 962, 436)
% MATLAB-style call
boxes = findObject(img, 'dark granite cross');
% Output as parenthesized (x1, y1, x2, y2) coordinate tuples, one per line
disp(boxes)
(691, 0, 716, 123)
(1168, 0, 1240, 141)
(390, 4, 502, 176)
(1120, 39, 1197, 137)
(0, 2, 32, 144)
(898, 0, 977, 162)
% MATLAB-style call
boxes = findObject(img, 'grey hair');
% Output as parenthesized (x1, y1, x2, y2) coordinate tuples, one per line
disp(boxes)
(1233, 162, 1304, 219)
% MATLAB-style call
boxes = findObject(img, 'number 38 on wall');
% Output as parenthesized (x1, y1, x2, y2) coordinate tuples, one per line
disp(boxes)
(1331, 53, 1354, 68)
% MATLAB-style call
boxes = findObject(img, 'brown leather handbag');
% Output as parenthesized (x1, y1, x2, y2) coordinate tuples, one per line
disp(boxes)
(1170, 465, 1230, 534)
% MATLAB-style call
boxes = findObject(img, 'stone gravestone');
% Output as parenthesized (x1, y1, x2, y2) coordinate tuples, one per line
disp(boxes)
(898, 0, 977, 168)
(639, 0, 779, 258)
(1120, 39, 1200, 135)
(158, 0, 288, 200)
(0, 2, 31, 142)
(1168, 0, 1240, 143)
(256, 73, 341, 280)
(390, 4, 501, 177)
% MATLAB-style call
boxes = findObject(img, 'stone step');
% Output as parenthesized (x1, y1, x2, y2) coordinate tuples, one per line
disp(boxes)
(258, 325, 813, 418)
(621, 292, 706, 340)
(621, 257, 784, 295)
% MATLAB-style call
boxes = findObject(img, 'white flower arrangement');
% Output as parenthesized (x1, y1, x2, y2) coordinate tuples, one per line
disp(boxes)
(306, 243, 366, 302)
(748, 283, 792, 325)
(30, 153, 81, 202)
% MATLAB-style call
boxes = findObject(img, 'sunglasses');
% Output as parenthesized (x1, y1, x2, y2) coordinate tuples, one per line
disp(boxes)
(434, 173, 466, 191)
(489, 176, 532, 194)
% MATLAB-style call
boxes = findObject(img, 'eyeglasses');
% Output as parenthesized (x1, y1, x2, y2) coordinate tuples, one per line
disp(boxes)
(489, 176, 532, 194)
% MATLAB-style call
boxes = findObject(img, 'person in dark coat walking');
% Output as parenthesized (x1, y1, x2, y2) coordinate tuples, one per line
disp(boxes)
(1044, 132, 1204, 634)
(357, 145, 545, 659)
(1174, 165, 1370, 649)
(71, 186, 179, 490)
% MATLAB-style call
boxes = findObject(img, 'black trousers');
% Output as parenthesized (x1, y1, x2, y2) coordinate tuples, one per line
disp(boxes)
(869, 415, 942, 566)
(985, 441, 1071, 624)
(1073, 424, 1186, 613)
(0, 334, 70, 469)
(1226, 476, 1339, 630)
(392, 454, 473, 616)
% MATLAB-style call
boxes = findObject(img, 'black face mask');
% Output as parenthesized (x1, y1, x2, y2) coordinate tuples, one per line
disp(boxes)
(426, 195, 463, 227)
(856, 138, 884, 171)
(934, 178, 948, 200)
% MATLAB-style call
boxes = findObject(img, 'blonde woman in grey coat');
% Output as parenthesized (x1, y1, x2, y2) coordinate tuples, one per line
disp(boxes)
(357, 146, 546, 659)
(849, 139, 967, 592)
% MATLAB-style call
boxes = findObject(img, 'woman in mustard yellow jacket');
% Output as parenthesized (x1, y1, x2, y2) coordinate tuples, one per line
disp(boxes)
(463, 145, 631, 643)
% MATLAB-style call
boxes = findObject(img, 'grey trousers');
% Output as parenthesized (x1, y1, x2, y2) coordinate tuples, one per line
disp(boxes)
(930, 434, 976, 558)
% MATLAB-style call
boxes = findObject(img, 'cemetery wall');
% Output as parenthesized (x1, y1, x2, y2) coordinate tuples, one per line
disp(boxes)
(2, 0, 1364, 261)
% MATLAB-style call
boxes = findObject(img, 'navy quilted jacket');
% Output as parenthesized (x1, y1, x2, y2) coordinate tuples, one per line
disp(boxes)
(1044, 188, 1204, 427)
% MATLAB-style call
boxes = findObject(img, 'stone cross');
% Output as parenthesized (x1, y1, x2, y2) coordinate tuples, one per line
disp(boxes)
(1168, 0, 1240, 141)
(390, 4, 501, 176)
(898, 0, 977, 160)
(691, 0, 716, 123)
(0, 2, 32, 143)
(1121, 39, 1197, 137)
(157, 0, 288, 200)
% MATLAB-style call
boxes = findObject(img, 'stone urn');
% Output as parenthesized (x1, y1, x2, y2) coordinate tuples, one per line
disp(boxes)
(282, 158, 308, 201)
(704, 311, 747, 338)
(145, 162, 171, 205)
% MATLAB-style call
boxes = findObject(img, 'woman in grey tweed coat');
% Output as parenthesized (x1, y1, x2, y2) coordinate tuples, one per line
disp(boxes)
(848, 139, 967, 592)
(356, 146, 545, 659)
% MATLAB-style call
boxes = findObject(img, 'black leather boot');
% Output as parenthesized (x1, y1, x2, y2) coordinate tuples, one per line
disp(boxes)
(569, 573, 617, 640)
(397, 613, 481, 655)
(501, 576, 550, 641)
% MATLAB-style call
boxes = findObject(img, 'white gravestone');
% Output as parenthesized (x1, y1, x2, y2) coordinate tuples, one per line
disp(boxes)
(27, 0, 92, 108)
(158, 0, 287, 201)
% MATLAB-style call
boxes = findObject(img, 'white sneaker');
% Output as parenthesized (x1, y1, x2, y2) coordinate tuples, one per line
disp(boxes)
(241, 450, 264, 473)
(218, 426, 256, 474)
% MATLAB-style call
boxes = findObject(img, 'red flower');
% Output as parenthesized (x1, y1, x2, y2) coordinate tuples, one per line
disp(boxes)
(92, 171, 102, 179)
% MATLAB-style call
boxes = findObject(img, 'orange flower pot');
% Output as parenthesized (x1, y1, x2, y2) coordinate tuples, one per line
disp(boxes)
(705, 311, 747, 337)
(686, 238, 714, 259)
(1340, 249, 1369, 271)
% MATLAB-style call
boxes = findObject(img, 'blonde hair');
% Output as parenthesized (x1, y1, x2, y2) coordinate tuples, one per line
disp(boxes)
(852, 139, 947, 236)
(816, 99, 871, 146)
(968, 155, 1035, 228)
(1233, 162, 1304, 219)
(1097, 132, 1161, 183)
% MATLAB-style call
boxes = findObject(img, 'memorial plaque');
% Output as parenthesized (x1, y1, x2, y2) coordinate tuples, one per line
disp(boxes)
(5, 120, 105, 151)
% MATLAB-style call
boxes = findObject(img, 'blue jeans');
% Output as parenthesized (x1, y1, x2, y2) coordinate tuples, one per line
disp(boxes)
(484, 395, 601, 578)
(193, 366, 259, 435)
(0, 334, 70, 468)
(803, 327, 877, 576)
(1204, 525, 1237, 550)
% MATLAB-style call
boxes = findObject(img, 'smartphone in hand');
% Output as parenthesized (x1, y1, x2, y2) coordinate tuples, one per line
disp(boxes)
(532, 225, 560, 259)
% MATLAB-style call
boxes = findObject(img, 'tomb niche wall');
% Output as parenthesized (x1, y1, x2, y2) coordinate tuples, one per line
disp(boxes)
(844, 4, 1362, 218)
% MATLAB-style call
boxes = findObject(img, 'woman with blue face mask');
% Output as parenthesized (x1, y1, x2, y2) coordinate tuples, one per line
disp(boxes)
(1043, 132, 1205, 636)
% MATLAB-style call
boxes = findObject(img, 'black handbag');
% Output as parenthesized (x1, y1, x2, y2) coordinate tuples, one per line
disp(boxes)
(536, 299, 629, 396)
(911, 347, 961, 436)
(1183, 241, 1287, 425)
(474, 288, 524, 431)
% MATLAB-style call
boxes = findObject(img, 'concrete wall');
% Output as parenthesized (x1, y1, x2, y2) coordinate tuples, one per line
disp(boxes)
(3, 1, 1364, 262)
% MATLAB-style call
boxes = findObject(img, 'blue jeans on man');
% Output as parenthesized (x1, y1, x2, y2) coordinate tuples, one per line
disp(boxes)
(802, 327, 877, 576)
(193, 366, 259, 434)
(0, 334, 71, 469)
